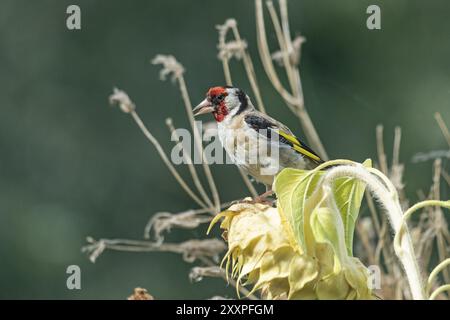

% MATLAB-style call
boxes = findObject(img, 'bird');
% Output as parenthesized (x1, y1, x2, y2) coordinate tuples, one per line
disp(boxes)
(193, 86, 323, 200)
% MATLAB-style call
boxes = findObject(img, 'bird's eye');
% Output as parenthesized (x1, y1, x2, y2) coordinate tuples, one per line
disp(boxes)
(217, 94, 224, 101)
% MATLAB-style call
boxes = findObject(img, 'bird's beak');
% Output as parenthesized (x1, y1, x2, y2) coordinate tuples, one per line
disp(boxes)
(193, 99, 214, 116)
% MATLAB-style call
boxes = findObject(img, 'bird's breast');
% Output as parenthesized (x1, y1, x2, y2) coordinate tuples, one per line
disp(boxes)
(216, 119, 316, 185)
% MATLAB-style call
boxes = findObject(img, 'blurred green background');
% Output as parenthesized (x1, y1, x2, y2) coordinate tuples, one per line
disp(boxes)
(0, 0, 449, 299)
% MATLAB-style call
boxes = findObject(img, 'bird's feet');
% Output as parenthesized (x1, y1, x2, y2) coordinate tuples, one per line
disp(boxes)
(239, 190, 275, 206)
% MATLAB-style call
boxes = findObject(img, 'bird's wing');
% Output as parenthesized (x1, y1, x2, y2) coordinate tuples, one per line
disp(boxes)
(244, 112, 323, 164)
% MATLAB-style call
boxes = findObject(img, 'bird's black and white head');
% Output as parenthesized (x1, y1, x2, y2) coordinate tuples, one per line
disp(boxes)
(193, 86, 252, 122)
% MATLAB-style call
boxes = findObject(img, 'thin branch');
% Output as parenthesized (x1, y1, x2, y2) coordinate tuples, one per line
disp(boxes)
(390, 126, 407, 209)
(279, 0, 294, 65)
(266, 1, 297, 93)
(394, 199, 450, 297)
(109, 88, 207, 208)
(144, 201, 235, 241)
(178, 76, 221, 212)
(130, 111, 207, 208)
(365, 190, 397, 275)
(255, 0, 300, 107)
(237, 168, 259, 198)
(215, 22, 263, 198)
(356, 220, 376, 265)
(376, 125, 389, 175)
(166, 118, 214, 209)
(144, 209, 212, 243)
(442, 170, 450, 187)
(83, 237, 226, 264)
(392, 126, 401, 168)
(230, 27, 267, 114)
(222, 58, 233, 85)
(365, 191, 381, 234)
(152, 55, 221, 212)
(255, 0, 328, 160)
(435, 112, 450, 148)
(432, 158, 442, 201)
(432, 158, 450, 284)
(216, 19, 267, 113)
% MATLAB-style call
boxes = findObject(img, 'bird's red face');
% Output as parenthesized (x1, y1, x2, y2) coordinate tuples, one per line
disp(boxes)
(193, 86, 229, 122)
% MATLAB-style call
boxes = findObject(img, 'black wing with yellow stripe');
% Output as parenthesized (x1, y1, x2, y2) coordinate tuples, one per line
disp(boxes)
(244, 114, 323, 164)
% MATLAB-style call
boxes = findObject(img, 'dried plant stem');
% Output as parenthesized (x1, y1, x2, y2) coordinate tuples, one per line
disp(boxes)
(278, 0, 324, 162)
(435, 112, 450, 148)
(390, 127, 408, 208)
(442, 170, 450, 187)
(237, 169, 259, 198)
(375, 216, 396, 276)
(375, 125, 406, 284)
(177, 76, 221, 212)
(392, 127, 401, 168)
(144, 201, 236, 241)
(365, 191, 381, 233)
(166, 118, 214, 210)
(130, 111, 207, 208)
(255, 0, 299, 107)
(216, 28, 262, 198)
(152, 55, 221, 211)
(94, 239, 186, 253)
(417, 226, 438, 274)
(376, 125, 389, 174)
(363, 189, 387, 269)
(432, 159, 441, 201)
(217, 20, 266, 113)
(221, 65, 259, 198)
(394, 199, 450, 298)
(266, 1, 297, 91)
(279, 0, 292, 53)
(356, 223, 376, 265)
(432, 159, 450, 284)
(229, 26, 267, 114)
(372, 126, 408, 289)
(83, 237, 225, 264)
(221, 58, 233, 85)
(255, 0, 328, 160)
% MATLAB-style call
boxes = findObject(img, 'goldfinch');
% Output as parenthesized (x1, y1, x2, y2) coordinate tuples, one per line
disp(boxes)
(193, 86, 323, 193)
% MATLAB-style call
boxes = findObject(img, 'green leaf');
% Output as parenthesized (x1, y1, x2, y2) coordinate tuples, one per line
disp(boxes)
(274, 168, 323, 252)
(331, 159, 371, 255)
(274, 160, 371, 256)
(310, 205, 349, 268)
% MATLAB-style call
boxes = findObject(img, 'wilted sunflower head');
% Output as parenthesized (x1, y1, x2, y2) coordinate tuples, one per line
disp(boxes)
(209, 160, 375, 300)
